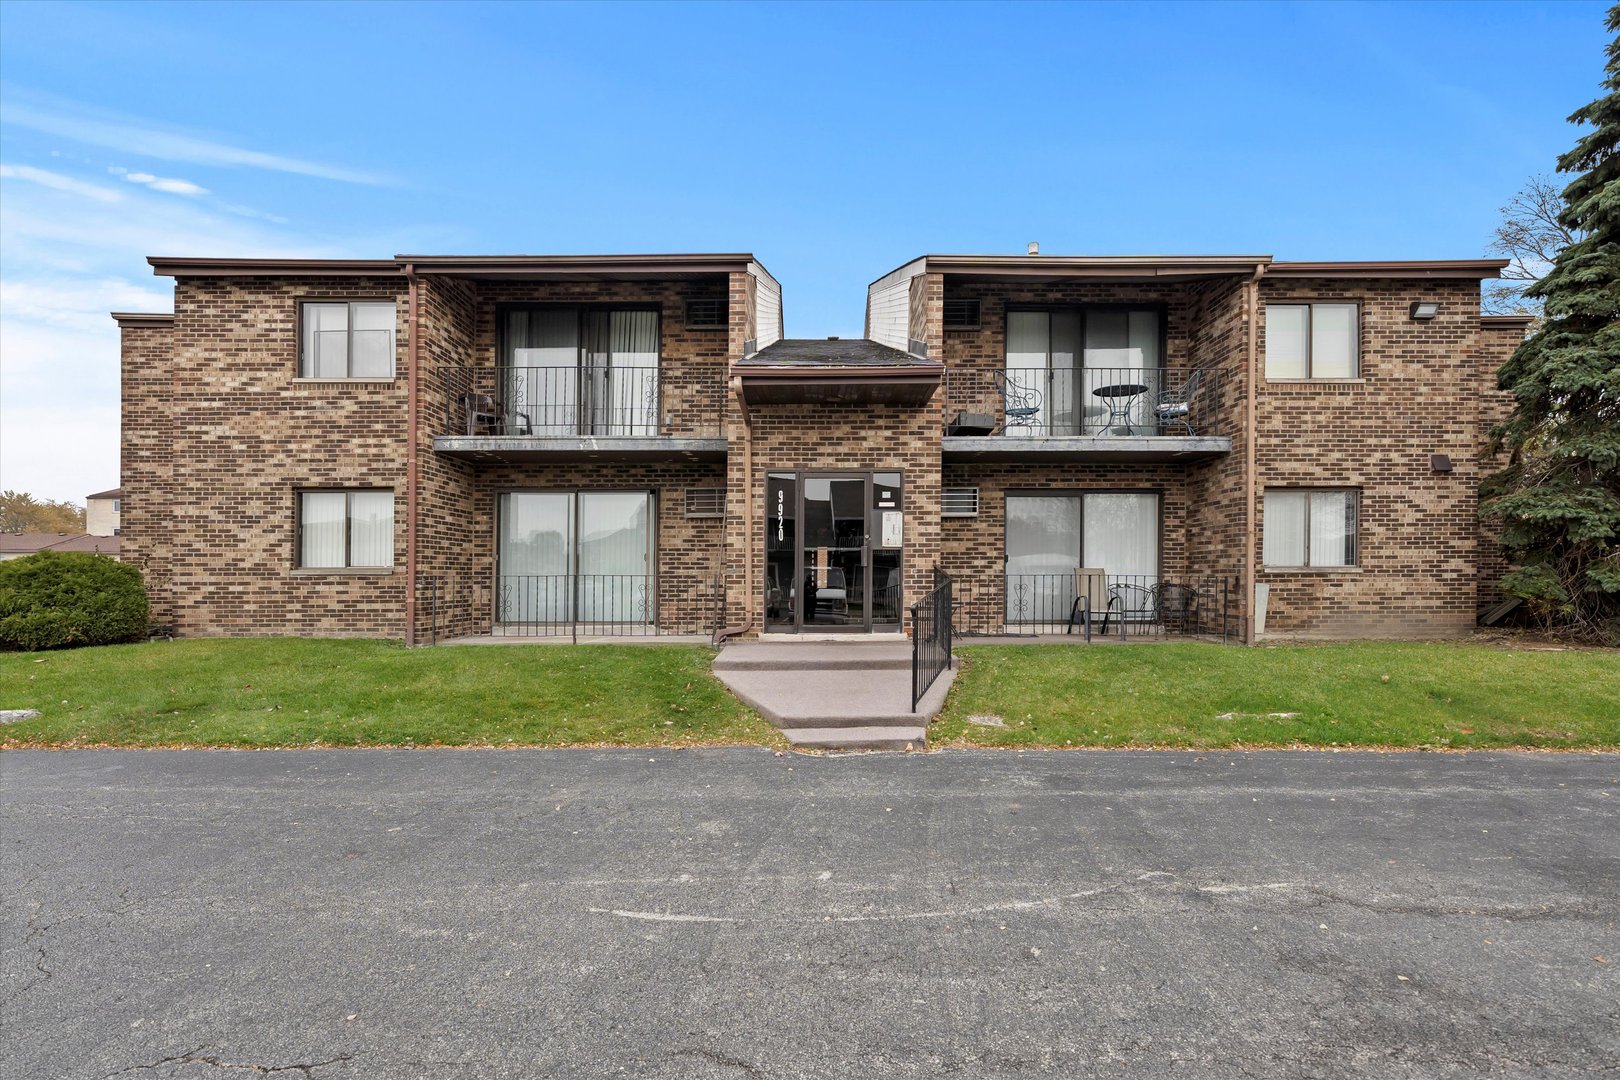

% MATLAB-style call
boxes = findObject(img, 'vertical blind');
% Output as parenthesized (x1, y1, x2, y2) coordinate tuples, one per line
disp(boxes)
(503, 308, 660, 435)
(299, 491, 394, 568)
(498, 491, 653, 623)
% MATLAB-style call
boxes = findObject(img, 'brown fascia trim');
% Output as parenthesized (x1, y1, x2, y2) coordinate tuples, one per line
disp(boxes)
(911, 254, 1274, 281)
(1266, 259, 1509, 279)
(110, 311, 175, 327)
(1481, 314, 1537, 328)
(397, 253, 765, 277)
(148, 257, 401, 278)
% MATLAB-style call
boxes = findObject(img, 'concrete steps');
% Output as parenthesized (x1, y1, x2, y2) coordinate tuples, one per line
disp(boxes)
(712, 641, 953, 751)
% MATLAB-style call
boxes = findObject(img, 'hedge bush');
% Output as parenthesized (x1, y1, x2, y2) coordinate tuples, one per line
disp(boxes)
(0, 551, 149, 650)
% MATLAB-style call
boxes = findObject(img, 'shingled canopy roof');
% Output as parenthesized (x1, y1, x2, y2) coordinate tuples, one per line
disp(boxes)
(734, 338, 941, 406)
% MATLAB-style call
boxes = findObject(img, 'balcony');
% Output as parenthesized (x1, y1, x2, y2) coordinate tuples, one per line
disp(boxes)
(941, 365, 1232, 462)
(431, 365, 726, 462)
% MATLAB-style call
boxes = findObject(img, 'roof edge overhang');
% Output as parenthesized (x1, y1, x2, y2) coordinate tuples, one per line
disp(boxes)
(734, 363, 942, 407)
(1266, 259, 1509, 280)
(1481, 313, 1537, 328)
(111, 311, 175, 327)
(148, 253, 772, 280)
(734, 363, 943, 380)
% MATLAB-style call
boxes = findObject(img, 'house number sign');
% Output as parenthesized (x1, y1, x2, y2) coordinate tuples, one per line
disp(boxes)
(776, 488, 785, 542)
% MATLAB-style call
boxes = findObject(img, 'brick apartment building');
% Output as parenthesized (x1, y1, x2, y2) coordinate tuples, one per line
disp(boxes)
(115, 249, 1526, 645)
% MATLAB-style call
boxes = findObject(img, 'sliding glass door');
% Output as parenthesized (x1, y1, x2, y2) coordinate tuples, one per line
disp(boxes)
(502, 307, 660, 436)
(498, 491, 653, 625)
(1005, 493, 1160, 624)
(1005, 308, 1162, 435)
(1082, 310, 1161, 433)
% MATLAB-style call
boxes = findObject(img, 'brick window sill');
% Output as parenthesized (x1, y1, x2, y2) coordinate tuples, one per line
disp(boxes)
(1263, 379, 1366, 390)
(290, 567, 396, 577)
(291, 378, 398, 386)
(1261, 566, 1363, 575)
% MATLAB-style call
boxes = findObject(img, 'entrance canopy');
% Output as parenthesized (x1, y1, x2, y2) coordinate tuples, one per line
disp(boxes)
(735, 338, 941, 406)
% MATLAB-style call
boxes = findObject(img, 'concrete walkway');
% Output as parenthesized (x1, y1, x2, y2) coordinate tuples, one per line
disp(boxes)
(712, 640, 954, 750)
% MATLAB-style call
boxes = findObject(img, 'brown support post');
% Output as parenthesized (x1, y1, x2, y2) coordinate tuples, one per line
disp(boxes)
(1243, 264, 1265, 646)
(404, 263, 419, 647)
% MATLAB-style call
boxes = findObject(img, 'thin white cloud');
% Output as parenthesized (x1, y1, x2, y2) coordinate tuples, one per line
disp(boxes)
(0, 163, 123, 203)
(2, 98, 390, 185)
(110, 167, 209, 197)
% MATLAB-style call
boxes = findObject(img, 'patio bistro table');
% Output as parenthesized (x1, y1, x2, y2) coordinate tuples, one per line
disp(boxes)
(1092, 382, 1149, 435)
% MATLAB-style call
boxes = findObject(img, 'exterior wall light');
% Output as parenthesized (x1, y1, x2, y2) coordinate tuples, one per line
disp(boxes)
(1410, 301, 1440, 320)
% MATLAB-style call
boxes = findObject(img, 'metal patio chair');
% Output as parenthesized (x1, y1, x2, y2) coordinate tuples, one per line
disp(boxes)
(993, 370, 1043, 433)
(1152, 368, 1204, 436)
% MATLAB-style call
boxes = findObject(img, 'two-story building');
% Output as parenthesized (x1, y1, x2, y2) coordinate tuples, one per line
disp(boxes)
(115, 248, 1524, 645)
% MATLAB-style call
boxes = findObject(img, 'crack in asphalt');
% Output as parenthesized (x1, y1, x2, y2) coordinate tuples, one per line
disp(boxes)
(101, 1048, 353, 1078)
(677, 1046, 769, 1079)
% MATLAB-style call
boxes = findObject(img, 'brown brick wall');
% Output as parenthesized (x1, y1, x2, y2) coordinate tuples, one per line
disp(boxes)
(119, 320, 176, 630)
(1254, 278, 1493, 638)
(1474, 322, 1528, 610)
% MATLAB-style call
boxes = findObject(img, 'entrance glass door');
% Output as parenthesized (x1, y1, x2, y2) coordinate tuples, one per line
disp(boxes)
(763, 471, 904, 633)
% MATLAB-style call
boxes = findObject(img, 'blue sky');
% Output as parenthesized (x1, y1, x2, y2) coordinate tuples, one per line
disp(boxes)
(0, 0, 1609, 503)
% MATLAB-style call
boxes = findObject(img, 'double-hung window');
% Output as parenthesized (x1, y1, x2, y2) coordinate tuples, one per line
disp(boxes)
(1263, 489, 1358, 568)
(300, 301, 396, 379)
(1265, 303, 1358, 379)
(298, 490, 395, 569)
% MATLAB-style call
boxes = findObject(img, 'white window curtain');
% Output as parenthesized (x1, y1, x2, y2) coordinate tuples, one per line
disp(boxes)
(1263, 491, 1309, 566)
(589, 310, 658, 436)
(498, 493, 573, 623)
(1084, 493, 1159, 616)
(349, 304, 396, 379)
(300, 492, 347, 567)
(348, 491, 394, 567)
(577, 492, 653, 621)
(1006, 496, 1082, 624)
(1265, 305, 1310, 379)
(506, 309, 580, 436)
(303, 304, 350, 379)
(1311, 305, 1358, 379)
(1308, 491, 1355, 566)
(1005, 312, 1049, 439)
(1083, 310, 1160, 433)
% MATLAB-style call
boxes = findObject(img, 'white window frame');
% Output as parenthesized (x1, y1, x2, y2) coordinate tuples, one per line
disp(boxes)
(297, 490, 395, 569)
(299, 300, 397, 379)
(1263, 488, 1359, 568)
(1264, 302, 1360, 380)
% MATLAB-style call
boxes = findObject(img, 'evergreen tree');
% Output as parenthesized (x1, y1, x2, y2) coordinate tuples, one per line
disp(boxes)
(1482, 6, 1620, 641)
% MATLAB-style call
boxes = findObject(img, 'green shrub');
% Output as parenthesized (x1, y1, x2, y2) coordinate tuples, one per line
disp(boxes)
(0, 551, 149, 650)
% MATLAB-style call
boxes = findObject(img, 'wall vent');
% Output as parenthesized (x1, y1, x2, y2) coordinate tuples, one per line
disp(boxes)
(685, 487, 726, 519)
(942, 487, 980, 517)
(684, 298, 728, 330)
(943, 298, 981, 329)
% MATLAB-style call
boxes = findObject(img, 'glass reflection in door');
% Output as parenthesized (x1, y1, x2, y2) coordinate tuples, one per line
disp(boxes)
(801, 476, 868, 629)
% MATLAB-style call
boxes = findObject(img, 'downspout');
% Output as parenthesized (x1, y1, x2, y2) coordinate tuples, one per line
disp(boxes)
(404, 263, 419, 647)
(1243, 263, 1265, 646)
(714, 375, 753, 644)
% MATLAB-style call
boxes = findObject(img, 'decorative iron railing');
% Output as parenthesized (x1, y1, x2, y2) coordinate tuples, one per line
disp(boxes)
(416, 571, 726, 644)
(951, 573, 1242, 642)
(942, 365, 1223, 438)
(430, 365, 724, 438)
(912, 567, 954, 711)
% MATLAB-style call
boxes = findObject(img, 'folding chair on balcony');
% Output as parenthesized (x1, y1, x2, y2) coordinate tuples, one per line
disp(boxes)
(993, 370, 1043, 433)
(1152, 368, 1203, 436)
(1154, 582, 1200, 634)
(461, 393, 532, 436)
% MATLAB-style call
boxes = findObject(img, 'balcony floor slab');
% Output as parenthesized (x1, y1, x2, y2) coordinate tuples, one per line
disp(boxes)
(942, 435, 1232, 462)
(434, 435, 727, 462)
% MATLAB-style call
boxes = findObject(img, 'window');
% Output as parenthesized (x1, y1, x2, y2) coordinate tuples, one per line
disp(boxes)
(298, 491, 394, 569)
(1263, 489, 1358, 567)
(1004, 493, 1160, 622)
(300, 301, 396, 379)
(502, 306, 660, 435)
(498, 491, 654, 623)
(111, 500, 121, 513)
(1005, 307, 1162, 435)
(1265, 303, 1358, 379)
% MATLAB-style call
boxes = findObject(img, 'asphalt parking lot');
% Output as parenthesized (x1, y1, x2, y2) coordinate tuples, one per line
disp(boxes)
(3, 747, 1616, 1078)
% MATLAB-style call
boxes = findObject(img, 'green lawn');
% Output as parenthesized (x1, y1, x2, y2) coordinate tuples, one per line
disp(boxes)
(934, 641, 1620, 750)
(0, 639, 781, 749)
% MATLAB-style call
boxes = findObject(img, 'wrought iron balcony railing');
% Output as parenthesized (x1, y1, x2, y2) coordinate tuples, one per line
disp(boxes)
(430, 365, 724, 439)
(943, 365, 1224, 439)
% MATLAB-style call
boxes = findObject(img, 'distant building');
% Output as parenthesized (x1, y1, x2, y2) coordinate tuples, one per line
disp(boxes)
(86, 487, 122, 536)
(0, 533, 121, 561)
